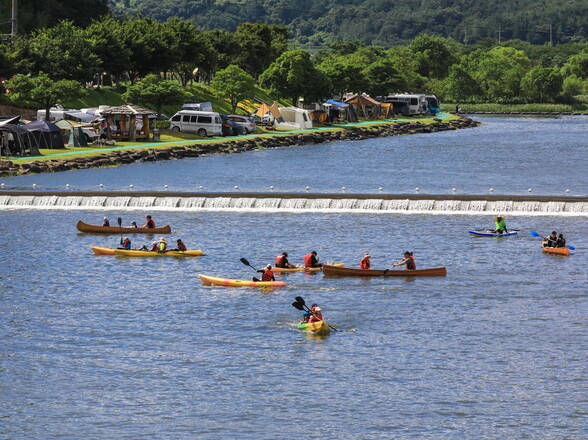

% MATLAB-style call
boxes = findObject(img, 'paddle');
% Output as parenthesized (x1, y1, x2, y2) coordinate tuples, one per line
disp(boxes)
(239, 257, 258, 271)
(529, 231, 575, 250)
(292, 296, 338, 332)
(117, 217, 123, 243)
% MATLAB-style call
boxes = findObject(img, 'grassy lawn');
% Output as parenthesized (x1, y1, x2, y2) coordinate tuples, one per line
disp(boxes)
(442, 102, 588, 113)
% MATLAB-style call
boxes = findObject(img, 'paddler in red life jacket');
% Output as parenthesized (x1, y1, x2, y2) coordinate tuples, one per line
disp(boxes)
(304, 251, 322, 268)
(308, 304, 323, 322)
(255, 264, 276, 282)
(360, 252, 371, 269)
(119, 237, 131, 250)
(275, 252, 295, 268)
(393, 251, 416, 270)
(143, 215, 155, 229)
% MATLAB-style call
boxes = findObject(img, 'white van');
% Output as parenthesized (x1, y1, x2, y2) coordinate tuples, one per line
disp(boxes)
(169, 110, 222, 137)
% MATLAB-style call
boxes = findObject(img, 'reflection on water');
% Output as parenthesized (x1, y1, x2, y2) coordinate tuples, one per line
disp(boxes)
(1, 209, 587, 438)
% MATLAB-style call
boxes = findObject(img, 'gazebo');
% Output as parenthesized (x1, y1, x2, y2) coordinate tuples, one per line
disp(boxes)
(98, 104, 155, 141)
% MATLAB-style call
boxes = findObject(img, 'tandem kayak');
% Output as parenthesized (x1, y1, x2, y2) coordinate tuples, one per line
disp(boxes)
(272, 264, 344, 273)
(77, 220, 171, 234)
(198, 274, 287, 288)
(113, 249, 205, 257)
(91, 246, 117, 255)
(542, 246, 570, 256)
(322, 264, 447, 277)
(298, 320, 330, 335)
(468, 230, 518, 237)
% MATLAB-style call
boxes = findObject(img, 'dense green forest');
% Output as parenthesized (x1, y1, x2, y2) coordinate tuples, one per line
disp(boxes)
(107, 0, 588, 46)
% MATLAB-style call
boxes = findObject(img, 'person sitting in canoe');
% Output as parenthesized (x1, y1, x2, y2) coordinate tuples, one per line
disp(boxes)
(119, 237, 131, 250)
(102, 217, 110, 227)
(130, 221, 138, 228)
(556, 233, 566, 248)
(156, 237, 168, 253)
(143, 215, 156, 229)
(172, 239, 187, 251)
(304, 251, 322, 268)
(308, 304, 323, 322)
(360, 253, 371, 269)
(542, 231, 558, 248)
(393, 251, 416, 270)
(254, 264, 276, 282)
(493, 216, 508, 234)
(275, 252, 295, 268)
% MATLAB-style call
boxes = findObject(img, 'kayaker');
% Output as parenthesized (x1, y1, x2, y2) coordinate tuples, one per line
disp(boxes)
(308, 304, 323, 322)
(360, 253, 371, 269)
(275, 252, 295, 268)
(119, 237, 131, 250)
(174, 239, 187, 251)
(254, 264, 275, 282)
(102, 217, 110, 227)
(494, 216, 508, 234)
(556, 233, 566, 248)
(393, 251, 416, 270)
(542, 231, 558, 248)
(149, 241, 158, 251)
(157, 237, 168, 253)
(143, 215, 156, 229)
(304, 251, 321, 268)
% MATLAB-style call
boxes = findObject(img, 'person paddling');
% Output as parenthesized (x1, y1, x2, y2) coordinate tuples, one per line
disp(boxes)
(360, 252, 371, 269)
(254, 264, 275, 282)
(102, 217, 110, 227)
(156, 237, 168, 253)
(119, 237, 131, 250)
(174, 239, 187, 251)
(542, 231, 558, 248)
(143, 215, 156, 229)
(393, 251, 416, 270)
(130, 221, 138, 228)
(556, 233, 566, 248)
(275, 252, 295, 268)
(308, 304, 323, 322)
(304, 251, 322, 268)
(493, 216, 508, 234)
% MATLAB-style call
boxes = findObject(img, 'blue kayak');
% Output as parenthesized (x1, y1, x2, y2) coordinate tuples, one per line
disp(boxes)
(468, 230, 518, 237)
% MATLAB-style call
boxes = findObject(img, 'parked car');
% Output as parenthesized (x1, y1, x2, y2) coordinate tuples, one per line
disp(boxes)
(228, 115, 256, 133)
(220, 114, 247, 136)
(169, 110, 222, 137)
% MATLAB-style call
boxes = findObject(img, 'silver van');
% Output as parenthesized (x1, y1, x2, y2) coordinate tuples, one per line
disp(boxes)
(169, 110, 222, 137)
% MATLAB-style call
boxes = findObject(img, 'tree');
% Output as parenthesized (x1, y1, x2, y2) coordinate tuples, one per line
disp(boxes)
(260, 50, 330, 105)
(445, 64, 482, 102)
(362, 59, 405, 96)
(409, 34, 455, 79)
(520, 66, 563, 102)
(560, 52, 588, 78)
(235, 23, 289, 77)
(85, 17, 132, 84)
(317, 54, 364, 98)
(562, 75, 585, 97)
(211, 65, 256, 113)
(6, 73, 81, 120)
(123, 74, 190, 116)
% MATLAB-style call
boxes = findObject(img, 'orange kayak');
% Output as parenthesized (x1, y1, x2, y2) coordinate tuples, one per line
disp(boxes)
(198, 274, 287, 288)
(91, 246, 116, 255)
(542, 246, 570, 256)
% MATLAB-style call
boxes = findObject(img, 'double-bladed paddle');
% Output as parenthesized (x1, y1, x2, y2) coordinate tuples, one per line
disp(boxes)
(292, 296, 338, 332)
(529, 231, 575, 250)
(240, 257, 258, 271)
(117, 217, 123, 242)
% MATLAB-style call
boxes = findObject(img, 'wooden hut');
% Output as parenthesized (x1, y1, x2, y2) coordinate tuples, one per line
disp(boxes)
(98, 105, 155, 141)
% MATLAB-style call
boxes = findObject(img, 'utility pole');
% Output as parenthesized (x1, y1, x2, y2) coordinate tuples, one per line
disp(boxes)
(549, 23, 553, 46)
(11, 0, 18, 36)
(464, 27, 468, 45)
(498, 23, 502, 44)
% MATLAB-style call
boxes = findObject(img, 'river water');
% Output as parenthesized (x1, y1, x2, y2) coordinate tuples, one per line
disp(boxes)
(1, 116, 587, 439)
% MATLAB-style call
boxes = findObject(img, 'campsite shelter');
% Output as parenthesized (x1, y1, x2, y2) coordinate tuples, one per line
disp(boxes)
(274, 107, 313, 130)
(24, 120, 65, 149)
(99, 104, 155, 141)
(0, 124, 40, 157)
(55, 120, 97, 147)
(344, 94, 391, 119)
(322, 99, 358, 123)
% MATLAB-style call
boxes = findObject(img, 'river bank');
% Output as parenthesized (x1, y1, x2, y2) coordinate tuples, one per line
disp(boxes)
(442, 102, 588, 115)
(0, 116, 479, 178)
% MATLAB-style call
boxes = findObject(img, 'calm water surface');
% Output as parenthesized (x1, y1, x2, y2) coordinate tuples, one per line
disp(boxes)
(2, 115, 587, 195)
(1, 210, 587, 439)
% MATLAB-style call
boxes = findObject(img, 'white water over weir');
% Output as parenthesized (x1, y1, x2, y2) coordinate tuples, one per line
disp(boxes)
(0, 191, 587, 216)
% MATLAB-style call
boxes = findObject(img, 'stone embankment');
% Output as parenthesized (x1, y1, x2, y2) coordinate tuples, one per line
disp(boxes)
(0, 117, 479, 177)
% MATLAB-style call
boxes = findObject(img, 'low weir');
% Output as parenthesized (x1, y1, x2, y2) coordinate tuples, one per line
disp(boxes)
(0, 191, 586, 216)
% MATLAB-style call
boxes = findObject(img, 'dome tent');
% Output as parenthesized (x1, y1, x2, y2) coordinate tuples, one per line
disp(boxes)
(24, 120, 65, 149)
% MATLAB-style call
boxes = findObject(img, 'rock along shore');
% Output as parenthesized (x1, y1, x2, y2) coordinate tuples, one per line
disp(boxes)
(0, 117, 480, 177)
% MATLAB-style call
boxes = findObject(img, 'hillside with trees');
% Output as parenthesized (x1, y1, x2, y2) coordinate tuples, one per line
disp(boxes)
(107, 0, 588, 46)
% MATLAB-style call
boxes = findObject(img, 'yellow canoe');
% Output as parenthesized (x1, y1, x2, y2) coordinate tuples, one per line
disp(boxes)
(298, 320, 330, 335)
(91, 246, 117, 255)
(113, 249, 206, 257)
(198, 274, 287, 288)
(272, 263, 344, 273)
